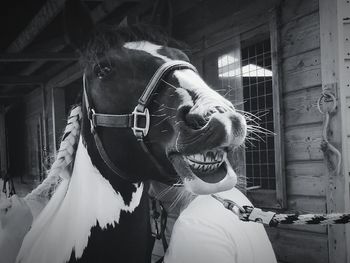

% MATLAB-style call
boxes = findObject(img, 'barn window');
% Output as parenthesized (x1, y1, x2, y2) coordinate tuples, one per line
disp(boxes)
(239, 39, 275, 190)
(217, 38, 276, 188)
(193, 13, 285, 208)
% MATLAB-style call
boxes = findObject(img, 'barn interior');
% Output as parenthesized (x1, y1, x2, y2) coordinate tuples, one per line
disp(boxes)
(1, 0, 350, 262)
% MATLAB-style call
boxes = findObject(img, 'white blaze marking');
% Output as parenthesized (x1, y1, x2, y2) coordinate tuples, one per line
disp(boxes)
(174, 69, 232, 104)
(17, 138, 143, 263)
(124, 41, 172, 62)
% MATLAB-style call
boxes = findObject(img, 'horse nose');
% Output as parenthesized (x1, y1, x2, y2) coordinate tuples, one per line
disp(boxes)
(185, 110, 208, 129)
(180, 105, 234, 130)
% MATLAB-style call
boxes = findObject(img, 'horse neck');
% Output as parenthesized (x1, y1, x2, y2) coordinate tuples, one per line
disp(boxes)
(17, 138, 149, 263)
(71, 137, 145, 214)
(80, 110, 142, 203)
(69, 138, 151, 261)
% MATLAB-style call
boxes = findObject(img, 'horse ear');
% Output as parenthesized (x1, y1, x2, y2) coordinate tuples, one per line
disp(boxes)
(63, 0, 95, 52)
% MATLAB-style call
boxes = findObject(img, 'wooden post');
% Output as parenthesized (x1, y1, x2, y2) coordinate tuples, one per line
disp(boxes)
(270, 7, 286, 209)
(50, 87, 66, 157)
(0, 105, 7, 177)
(319, 0, 350, 262)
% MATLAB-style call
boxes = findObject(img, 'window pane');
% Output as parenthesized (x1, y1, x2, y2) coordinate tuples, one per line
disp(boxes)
(217, 38, 276, 190)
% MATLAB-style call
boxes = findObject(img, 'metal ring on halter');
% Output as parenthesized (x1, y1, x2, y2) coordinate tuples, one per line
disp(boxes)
(317, 91, 337, 115)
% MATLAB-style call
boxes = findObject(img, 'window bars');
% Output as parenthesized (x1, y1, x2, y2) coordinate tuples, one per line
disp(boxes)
(218, 38, 276, 190)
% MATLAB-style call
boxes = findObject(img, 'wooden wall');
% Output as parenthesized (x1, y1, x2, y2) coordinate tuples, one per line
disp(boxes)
(174, 0, 329, 262)
(273, 1, 328, 262)
(22, 88, 44, 179)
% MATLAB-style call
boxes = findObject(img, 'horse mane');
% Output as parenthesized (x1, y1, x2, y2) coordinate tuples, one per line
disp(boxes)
(80, 24, 190, 68)
(25, 105, 82, 203)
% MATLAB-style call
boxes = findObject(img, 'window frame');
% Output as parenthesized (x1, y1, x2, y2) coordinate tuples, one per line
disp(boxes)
(190, 8, 286, 209)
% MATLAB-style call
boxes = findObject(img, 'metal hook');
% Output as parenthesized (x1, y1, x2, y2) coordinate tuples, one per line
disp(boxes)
(317, 91, 337, 115)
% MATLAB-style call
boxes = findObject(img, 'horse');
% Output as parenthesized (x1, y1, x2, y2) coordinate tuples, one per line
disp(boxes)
(6, 1, 248, 262)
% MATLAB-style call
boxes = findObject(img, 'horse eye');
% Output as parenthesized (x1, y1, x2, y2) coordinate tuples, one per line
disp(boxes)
(93, 63, 112, 79)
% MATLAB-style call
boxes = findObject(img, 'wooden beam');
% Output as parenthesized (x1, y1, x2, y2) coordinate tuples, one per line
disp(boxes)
(0, 106, 7, 177)
(0, 95, 23, 98)
(20, 0, 141, 77)
(0, 52, 79, 62)
(46, 64, 82, 88)
(6, 0, 66, 53)
(0, 76, 45, 85)
(44, 0, 144, 88)
(319, 0, 350, 262)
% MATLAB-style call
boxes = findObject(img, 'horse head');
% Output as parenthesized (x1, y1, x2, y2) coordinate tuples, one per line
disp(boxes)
(65, 0, 247, 195)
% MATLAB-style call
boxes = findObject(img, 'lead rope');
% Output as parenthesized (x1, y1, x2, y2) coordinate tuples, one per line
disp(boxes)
(210, 89, 347, 226)
(211, 194, 350, 226)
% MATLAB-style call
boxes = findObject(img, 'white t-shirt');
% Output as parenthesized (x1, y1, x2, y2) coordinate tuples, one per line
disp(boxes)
(164, 188, 277, 263)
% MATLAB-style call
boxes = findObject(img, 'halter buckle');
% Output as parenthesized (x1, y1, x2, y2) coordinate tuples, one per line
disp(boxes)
(132, 106, 150, 139)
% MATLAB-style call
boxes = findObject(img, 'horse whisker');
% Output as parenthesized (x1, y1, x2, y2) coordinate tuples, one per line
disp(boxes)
(153, 116, 171, 127)
(151, 114, 167, 117)
(161, 79, 178, 90)
(153, 100, 177, 111)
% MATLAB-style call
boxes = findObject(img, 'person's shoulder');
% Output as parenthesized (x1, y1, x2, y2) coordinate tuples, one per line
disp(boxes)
(180, 188, 250, 219)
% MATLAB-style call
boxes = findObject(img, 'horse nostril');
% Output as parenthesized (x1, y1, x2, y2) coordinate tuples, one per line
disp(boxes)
(185, 113, 207, 129)
(231, 114, 243, 128)
(177, 105, 191, 120)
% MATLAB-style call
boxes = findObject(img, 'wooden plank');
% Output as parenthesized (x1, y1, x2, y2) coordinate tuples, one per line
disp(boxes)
(6, 0, 66, 53)
(284, 124, 323, 161)
(281, 12, 320, 58)
(247, 189, 281, 209)
(20, 0, 139, 77)
(270, 9, 286, 209)
(45, 63, 82, 89)
(282, 48, 321, 74)
(266, 228, 328, 263)
(0, 76, 45, 85)
(286, 161, 326, 197)
(177, 0, 278, 47)
(52, 88, 66, 151)
(283, 68, 322, 94)
(287, 195, 327, 213)
(0, 106, 7, 176)
(280, 0, 319, 25)
(0, 52, 79, 62)
(277, 224, 327, 234)
(24, 88, 42, 117)
(283, 86, 323, 127)
(319, 0, 350, 261)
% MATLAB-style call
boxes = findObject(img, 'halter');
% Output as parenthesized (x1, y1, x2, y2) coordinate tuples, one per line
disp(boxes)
(83, 60, 198, 181)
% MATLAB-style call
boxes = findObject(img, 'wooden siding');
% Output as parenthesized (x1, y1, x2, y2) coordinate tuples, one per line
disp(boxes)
(268, 1, 329, 262)
(267, 228, 328, 263)
(23, 88, 43, 178)
(176, 0, 329, 262)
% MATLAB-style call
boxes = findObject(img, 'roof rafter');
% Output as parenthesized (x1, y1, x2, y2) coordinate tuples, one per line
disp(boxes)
(20, 0, 141, 77)
(6, 0, 67, 53)
(0, 76, 45, 86)
(0, 52, 79, 62)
